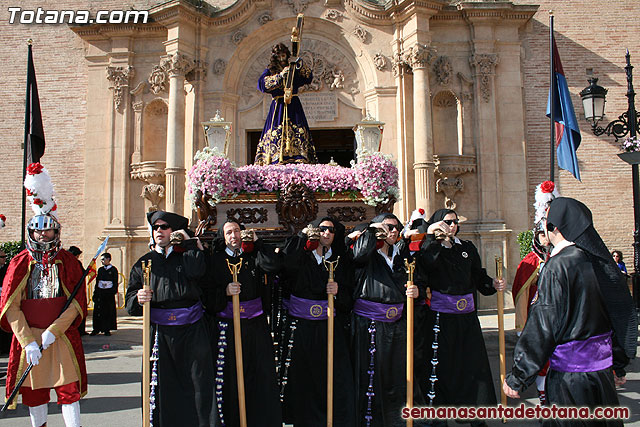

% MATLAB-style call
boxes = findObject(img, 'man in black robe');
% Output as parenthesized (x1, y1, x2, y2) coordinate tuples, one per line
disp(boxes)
(349, 213, 425, 427)
(90, 252, 118, 336)
(211, 220, 282, 426)
(504, 197, 637, 426)
(416, 209, 505, 426)
(281, 216, 355, 426)
(125, 211, 216, 427)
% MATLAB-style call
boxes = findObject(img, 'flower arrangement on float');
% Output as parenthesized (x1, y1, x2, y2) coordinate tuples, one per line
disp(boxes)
(187, 147, 400, 208)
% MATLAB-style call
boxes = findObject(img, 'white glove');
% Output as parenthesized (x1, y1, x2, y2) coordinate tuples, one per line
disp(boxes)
(41, 330, 56, 350)
(25, 341, 42, 365)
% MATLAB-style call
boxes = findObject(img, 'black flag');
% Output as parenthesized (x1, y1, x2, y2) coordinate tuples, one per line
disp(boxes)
(25, 42, 45, 164)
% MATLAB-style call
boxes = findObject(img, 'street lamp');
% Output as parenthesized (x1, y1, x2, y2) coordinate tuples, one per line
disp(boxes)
(580, 50, 640, 304)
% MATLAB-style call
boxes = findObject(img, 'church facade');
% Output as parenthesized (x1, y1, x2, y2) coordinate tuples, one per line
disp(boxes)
(1, 0, 638, 307)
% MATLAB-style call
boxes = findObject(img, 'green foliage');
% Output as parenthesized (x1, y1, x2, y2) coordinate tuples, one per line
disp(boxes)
(0, 241, 22, 263)
(516, 230, 533, 260)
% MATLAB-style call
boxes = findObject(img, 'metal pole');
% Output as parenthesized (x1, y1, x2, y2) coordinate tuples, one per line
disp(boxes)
(625, 50, 640, 292)
(549, 12, 556, 182)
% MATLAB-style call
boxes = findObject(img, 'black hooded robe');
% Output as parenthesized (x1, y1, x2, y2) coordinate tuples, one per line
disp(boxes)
(125, 239, 216, 427)
(210, 239, 282, 427)
(92, 264, 118, 333)
(350, 215, 426, 427)
(506, 198, 636, 427)
(416, 209, 497, 410)
(280, 218, 356, 426)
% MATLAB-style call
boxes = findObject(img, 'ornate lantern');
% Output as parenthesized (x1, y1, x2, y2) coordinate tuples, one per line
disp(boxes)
(353, 112, 384, 157)
(202, 110, 232, 156)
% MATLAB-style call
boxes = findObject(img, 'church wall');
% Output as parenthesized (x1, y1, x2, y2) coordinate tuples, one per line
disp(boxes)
(516, 0, 640, 269)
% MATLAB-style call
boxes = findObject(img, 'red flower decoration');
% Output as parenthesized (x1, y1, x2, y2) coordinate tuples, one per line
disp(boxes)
(0, 214, 6, 222)
(540, 181, 555, 194)
(27, 162, 44, 175)
(418, 208, 425, 215)
(33, 198, 44, 207)
(51, 203, 57, 211)
(26, 189, 33, 196)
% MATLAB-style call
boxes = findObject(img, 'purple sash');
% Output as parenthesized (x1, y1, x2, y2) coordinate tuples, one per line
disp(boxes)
(150, 302, 204, 326)
(353, 299, 403, 322)
(282, 297, 290, 312)
(549, 332, 613, 372)
(217, 297, 264, 319)
(430, 291, 474, 314)
(288, 295, 332, 320)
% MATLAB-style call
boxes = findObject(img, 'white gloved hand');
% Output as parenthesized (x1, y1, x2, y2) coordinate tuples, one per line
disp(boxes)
(25, 341, 42, 365)
(41, 330, 56, 350)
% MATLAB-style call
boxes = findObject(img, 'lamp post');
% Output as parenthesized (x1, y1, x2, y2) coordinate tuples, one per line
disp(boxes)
(580, 50, 640, 301)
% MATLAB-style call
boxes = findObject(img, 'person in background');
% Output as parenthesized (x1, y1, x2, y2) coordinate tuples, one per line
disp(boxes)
(612, 250, 628, 275)
(90, 252, 118, 336)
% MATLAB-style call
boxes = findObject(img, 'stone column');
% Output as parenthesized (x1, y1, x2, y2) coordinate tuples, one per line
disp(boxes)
(161, 53, 194, 214)
(408, 43, 436, 214)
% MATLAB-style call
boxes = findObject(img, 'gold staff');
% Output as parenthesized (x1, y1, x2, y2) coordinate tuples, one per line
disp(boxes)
(142, 260, 152, 427)
(323, 255, 340, 427)
(495, 256, 507, 423)
(405, 259, 416, 427)
(226, 257, 247, 427)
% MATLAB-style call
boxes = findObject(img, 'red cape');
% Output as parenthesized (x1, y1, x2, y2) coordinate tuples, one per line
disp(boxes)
(0, 249, 88, 404)
(511, 251, 541, 307)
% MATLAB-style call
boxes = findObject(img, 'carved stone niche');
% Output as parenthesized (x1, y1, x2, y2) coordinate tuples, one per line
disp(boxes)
(130, 161, 166, 212)
(433, 154, 476, 210)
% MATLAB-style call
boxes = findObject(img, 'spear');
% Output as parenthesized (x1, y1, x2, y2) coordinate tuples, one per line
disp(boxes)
(323, 254, 339, 427)
(227, 256, 247, 427)
(405, 259, 416, 427)
(495, 256, 507, 423)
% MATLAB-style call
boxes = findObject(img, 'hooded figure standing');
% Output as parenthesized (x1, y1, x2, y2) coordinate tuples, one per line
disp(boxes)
(210, 220, 282, 426)
(416, 209, 505, 425)
(504, 198, 637, 426)
(348, 212, 425, 427)
(125, 211, 216, 427)
(280, 216, 355, 426)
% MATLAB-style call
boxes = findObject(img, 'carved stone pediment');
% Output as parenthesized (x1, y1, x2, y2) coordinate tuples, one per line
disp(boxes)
(239, 38, 360, 110)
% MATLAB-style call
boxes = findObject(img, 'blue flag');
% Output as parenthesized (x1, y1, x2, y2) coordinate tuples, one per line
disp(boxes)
(546, 39, 581, 181)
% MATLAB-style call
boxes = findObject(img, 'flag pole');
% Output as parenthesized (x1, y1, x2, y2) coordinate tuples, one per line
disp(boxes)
(549, 12, 556, 182)
(21, 40, 33, 248)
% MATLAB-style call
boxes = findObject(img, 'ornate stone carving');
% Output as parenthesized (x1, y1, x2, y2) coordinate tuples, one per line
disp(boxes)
(392, 52, 409, 78)
(141, 184, 165, 212)
(186, 60, 208, 83)
(373, 53, 387, 71)
(132, 101, 144, 112)
(327, 206, 366, 223)
(130, 161, 166, 184)
(469, 53, 499, 102)
(283, 0, 317, 14)
(257, 12, 272, 25)
(160, 53, 195, 78)
(406, 43, 436, 71)
(232, 30, 246, 45)
(435, 177, 464, 210)
(226, 208, 268, 225)
(106, 65, 134, 111)
(433, 154, 477, 210)
(212, 59, 227, 76)
(353, 25, 368, 43)
(433, 56, 452, 86)
(148, 65, 167, 95)
(145, 100, 168, 115)
(325, 9, 343, 21)
(240, 39, 360, 109)
(457, 72, 474, 101)
(276, 183, 319, 232)
(433, 91, 458, 108)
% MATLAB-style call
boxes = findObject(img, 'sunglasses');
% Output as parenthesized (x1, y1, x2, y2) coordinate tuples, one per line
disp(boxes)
(443, 219, 459, 226)
(319, 226, 335, 233)
(152, 223, 171, 231)
(0, 255, 6, 258)
(385, 223, 402, 231)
